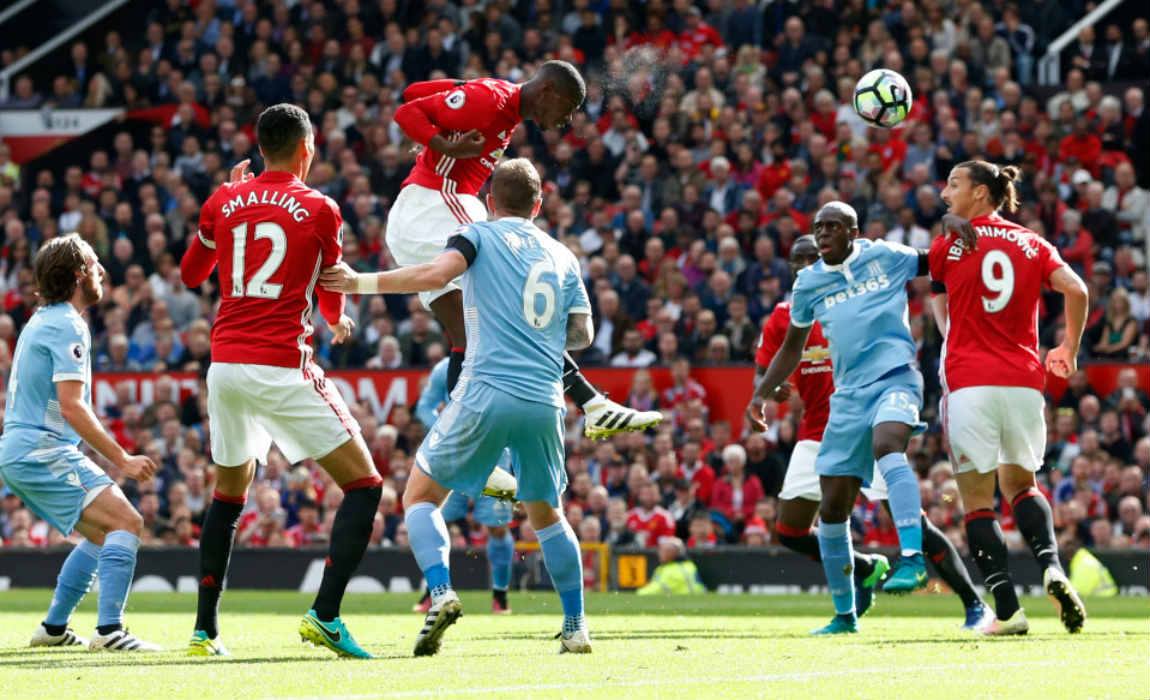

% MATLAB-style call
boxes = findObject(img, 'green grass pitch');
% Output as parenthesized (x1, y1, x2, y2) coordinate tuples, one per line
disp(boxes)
(1, 590, 1146, 699)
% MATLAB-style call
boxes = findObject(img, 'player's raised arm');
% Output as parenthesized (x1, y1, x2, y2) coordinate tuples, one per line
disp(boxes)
(1045, 265, 1089, 378)
(320, 244, 470, 295)
(402, 79, 465, 102)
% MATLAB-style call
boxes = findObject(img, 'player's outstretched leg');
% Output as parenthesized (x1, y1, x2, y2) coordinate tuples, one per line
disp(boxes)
(776, 499, 888, 618)
(874, 446, 927, 593)
(31, 539, 99, 647)
(920, 511, 989, 629)
(1007, 481, 1086, 633)
(300, 440, 382, 659)
(191, 462, 254, 656)
(567, 353, 662, 438)
(524, 503, 589, 653)
(487, 526, 514, 614)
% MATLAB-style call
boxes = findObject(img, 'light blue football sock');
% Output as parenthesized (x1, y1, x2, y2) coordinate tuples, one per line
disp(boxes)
(45, 539, 100, 627)
(817, 520, 857, 618)
(537, 519, 584, 633)
(487, 531, 514, 591)
(405, 502, 452, 599)
(877, 452, 924, 555)
(97, 530, 139, 629)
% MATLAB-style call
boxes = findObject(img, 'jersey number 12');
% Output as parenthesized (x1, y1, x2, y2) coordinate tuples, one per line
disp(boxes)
(231, 221, 287, 299)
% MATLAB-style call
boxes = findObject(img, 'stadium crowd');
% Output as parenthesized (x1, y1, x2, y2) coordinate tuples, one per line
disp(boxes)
(0, 0, 1148, 566)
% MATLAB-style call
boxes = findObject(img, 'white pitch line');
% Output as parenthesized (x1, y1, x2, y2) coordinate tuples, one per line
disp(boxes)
(257, 658, 1143, 700)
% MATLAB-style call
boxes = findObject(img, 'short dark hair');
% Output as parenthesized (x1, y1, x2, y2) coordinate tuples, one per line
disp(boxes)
(490, 158, 542, 217)
(537, 60, 586, 104)
(33, 233, 88, 304)
(957, 160, 1021, 213)
(256, 103, 312, 163)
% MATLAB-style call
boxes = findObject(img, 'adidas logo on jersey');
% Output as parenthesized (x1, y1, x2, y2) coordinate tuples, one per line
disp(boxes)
(823, 275, 890, 309)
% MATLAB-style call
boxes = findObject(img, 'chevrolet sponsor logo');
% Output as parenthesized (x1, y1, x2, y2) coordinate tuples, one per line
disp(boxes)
(802, 346, 831, 364)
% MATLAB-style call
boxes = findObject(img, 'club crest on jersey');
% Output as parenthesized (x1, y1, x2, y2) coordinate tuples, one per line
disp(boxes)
(445, 90, 466, 110)
(823, 274, 890, 309)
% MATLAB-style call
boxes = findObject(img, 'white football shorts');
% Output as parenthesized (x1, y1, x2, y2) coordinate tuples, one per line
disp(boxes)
(778, 439, 889, 502)
(943, 385, 1046, 474)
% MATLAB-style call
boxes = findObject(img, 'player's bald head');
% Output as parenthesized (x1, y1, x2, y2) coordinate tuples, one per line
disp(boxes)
(537, 60, 587, 104)
(490, 158, 542, 218)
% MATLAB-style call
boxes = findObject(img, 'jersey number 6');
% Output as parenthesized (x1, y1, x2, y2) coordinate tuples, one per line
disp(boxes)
(523, 261, 557, 329)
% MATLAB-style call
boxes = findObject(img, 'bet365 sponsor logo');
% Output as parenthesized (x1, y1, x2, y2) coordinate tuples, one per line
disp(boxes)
(823, 274, 890, 309)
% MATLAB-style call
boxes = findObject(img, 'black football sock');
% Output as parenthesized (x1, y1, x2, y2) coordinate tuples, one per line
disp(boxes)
(447, 347, 465, 394)
(964, 509, 1020, 620)
(562, 352, 599, 407)
(921, 514, 981, 609)
(1011, 489, 1063, 574)
(43, 623, 67, 636)
(312, 480, 382, 621)
(96, 624, 123, 635)
(195, 492, 245, 638)
(417, 589, 431, 605)
(493, 589, 508, 607)
(777, 522, 875, 579)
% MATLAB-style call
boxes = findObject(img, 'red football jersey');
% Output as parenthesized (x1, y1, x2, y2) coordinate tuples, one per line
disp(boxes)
(394, 78, 522, 197)
(197, 171, 344, 369)
(928, 212, 1067, 393)
(625, 506, 677, 547)
(755, 302, 833, 442)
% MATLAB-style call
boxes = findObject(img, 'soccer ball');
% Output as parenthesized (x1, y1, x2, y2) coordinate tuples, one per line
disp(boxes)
(853, 69, 913, 128)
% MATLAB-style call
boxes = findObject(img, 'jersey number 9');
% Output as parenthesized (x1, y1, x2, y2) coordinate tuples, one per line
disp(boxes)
(980, 249, 1015, 314)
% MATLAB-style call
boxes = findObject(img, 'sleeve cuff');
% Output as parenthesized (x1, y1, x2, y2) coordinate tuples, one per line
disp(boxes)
(930, 280, 947, 294)
(52, 373, 85, 382)
(789, 318, 814, 328)
(568, 306, 592, 315)
(198, 230, 216, 250)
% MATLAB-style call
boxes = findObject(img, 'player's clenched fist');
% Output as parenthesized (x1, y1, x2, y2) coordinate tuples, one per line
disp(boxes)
(120, 454, 158, 482)
(1044, 344, 1077, 378)
(442, 129, 486, 159)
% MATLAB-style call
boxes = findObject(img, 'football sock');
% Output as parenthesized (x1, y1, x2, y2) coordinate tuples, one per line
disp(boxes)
(921, 513, 981, 609)
(312, 478, 381, 621)
(406, 501, 453, 602)
(195, 492, 245, 638)
(493, 589, 508, 607)
(876, 453, 923, 555)
(1011, 489, 1063, 574)
(44, 539, 100, 628)
(965, 509, 1020, 620)
(537, 519, 585, 632)
(487, 531, 514, 591)
(96, 530, 140, 632)
(562, 352, 599, 408)
(816, 520, 856, 618)
(776, 522, 875, 580)
(447, 347, 465, 394)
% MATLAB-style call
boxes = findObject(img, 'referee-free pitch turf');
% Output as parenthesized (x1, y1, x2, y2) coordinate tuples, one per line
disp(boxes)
(0, 591, 1146, 699)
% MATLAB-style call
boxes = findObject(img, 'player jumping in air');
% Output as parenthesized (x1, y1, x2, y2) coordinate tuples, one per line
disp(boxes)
(180, 104, 383, 658)
(752, 235, 989, 629)
(389, 60, 660, 440)
(931, 161, 1089, 635)
(2, 235, 161, 652)
(750, 202, 977, 634)
(412, 357, 516, 615)
(322, 159, 594, 655)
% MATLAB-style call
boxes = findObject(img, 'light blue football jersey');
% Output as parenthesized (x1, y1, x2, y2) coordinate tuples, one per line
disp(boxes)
(454, 216, 591, 408)
(790, 238, 921, 390)
(415, 357, 449, 428)
(0, 303, 92, 459)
